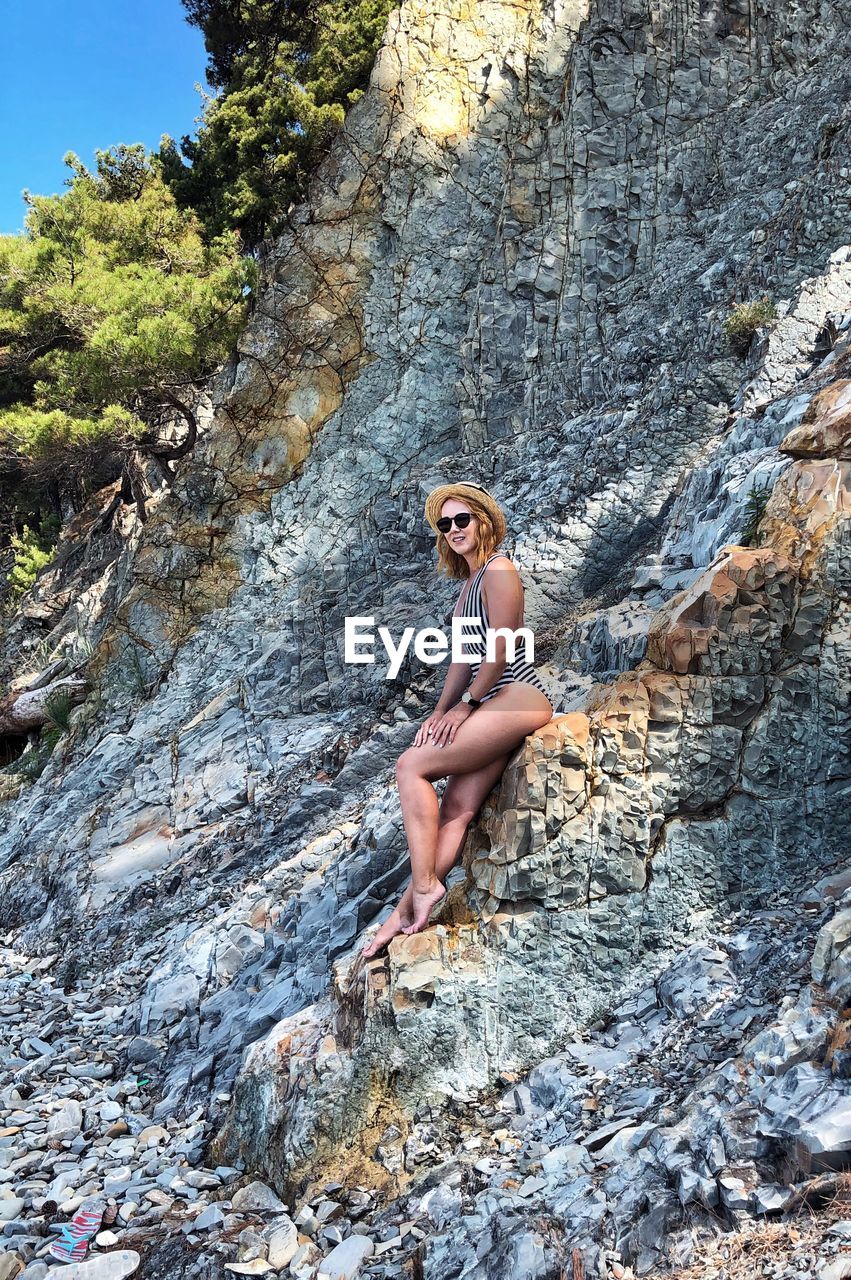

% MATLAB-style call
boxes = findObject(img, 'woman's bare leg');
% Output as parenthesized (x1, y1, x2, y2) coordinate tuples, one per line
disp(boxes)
(397, 686, 553, 933)
(396, 765, 447, 928)
(362, 757, 510, 958)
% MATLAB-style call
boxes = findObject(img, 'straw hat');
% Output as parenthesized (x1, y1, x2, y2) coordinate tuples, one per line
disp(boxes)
(424, 481, 507, 543)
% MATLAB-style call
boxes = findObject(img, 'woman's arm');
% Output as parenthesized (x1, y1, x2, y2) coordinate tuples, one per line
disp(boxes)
(434, 661, 474, 715)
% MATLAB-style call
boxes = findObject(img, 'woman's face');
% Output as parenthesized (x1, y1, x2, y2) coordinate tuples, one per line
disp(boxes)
(440, 499, 478, 556)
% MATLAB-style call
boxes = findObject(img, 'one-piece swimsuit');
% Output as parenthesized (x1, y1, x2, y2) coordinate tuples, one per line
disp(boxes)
(453, 552, 549, 703)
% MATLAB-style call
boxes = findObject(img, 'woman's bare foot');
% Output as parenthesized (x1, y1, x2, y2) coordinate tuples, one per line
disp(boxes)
(402, 881, 446, 935)
(362, 900, 413, 958)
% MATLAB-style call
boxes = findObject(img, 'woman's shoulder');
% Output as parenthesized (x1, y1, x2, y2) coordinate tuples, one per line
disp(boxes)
(482, 552, 515, 575)
(480, 554, 520, 598)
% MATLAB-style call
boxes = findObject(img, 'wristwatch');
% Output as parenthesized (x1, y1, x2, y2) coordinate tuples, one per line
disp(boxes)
(461, 691, 482, 709)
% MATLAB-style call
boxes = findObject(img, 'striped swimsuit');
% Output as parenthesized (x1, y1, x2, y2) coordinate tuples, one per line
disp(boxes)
(454, 553, 550, 703)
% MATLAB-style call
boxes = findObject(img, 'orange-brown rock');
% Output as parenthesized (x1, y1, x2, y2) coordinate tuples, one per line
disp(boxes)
(761, 458, 851, 580)
(645, 547, 796, 675)
(781, 378, 851, 459)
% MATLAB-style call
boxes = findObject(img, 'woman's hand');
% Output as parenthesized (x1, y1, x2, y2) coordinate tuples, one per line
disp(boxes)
(413, 713, 442, 747)
(417, 703, 471, 748)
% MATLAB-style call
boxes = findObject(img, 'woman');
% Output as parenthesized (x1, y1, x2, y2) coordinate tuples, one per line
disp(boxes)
(362, 481, 554, 957)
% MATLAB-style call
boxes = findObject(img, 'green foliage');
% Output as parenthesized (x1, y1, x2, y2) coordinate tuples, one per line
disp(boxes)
(126, 643, 150, 698)
(0, 144, 256, 526)
(306, 0, 397, 108)
(9, 726, 62, 781)
(723, 297, 777, 355)
(0, 406, 144, 477)
(7, 520, 58, 600)
(160, 76, 343, 247)
(739, 483, 772, 547)
(43, 688, 75, 732)
(161, 0, 393, 244)
(181, 0, 311, 89)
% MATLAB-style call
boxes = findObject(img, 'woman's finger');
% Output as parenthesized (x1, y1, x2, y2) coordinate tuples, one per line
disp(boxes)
(422, 716, 440, 747)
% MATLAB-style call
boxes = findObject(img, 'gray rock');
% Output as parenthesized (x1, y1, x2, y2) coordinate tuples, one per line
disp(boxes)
(751, 1184, 792, 1214)
(818, 1262, 851, 1280)
(231, 1181, 287, 1215)
(50, 1252, 141, 1279)
(182, 1169, 221, 1190)
(315, 1199, 344, 1224)
(418, 1183, 462, 1228)
(264, 1217, 299, 1269)
(125, 1037, 161, 1064)
(317, 1235, 374, 1280)
(656, 947, 737, 1020)
(193, 1205, 226, 1231)
(46, 1100, 83, 1139)
(756, 1063, 851, 1168)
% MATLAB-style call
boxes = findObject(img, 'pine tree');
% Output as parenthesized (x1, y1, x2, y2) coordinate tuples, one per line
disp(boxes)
(0, 144, 255, 534)
(160, 0, 393, 245)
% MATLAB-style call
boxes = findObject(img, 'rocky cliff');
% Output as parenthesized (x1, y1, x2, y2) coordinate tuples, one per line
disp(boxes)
(1, 1, 851, 1278)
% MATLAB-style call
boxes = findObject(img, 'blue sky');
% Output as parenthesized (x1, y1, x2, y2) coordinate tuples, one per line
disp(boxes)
(0, 0, 210, 235)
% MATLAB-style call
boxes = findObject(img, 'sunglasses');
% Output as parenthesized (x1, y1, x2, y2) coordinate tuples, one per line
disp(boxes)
(436, 512, 474, 533)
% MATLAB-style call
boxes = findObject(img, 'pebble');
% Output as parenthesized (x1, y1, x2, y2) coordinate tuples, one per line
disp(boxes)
(182, 1169, 220, 1189)
(193, 1204, 225, 1231)
(818, 1263, 851, 1280)
(265, 1218, 299, 1268)
(316, 1234, 375, 1280)
(290, 1244, 323, 1279)
(102, 1167, 133, 1195)
(137, 1126, 167, 1146)
(52, 1252, 141, 1279)
(315, 1199, 345, 1223)
(231, 1181, 287, 1215)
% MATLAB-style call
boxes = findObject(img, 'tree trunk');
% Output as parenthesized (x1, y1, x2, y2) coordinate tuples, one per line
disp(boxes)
(151, 393, 198, 462)
(0, 677, 89, 734)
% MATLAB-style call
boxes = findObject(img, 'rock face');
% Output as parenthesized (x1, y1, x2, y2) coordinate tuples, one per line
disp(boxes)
(215, 377, 850, 1197)
(2, 0, 851, 1277)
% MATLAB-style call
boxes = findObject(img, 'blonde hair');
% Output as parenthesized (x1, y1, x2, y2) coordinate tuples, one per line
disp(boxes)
(423, 482, 507, 580)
